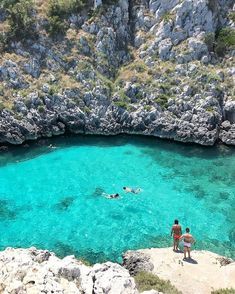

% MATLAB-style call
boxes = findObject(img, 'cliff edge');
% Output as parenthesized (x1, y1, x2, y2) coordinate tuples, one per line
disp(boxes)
(0, 247, 234, 293)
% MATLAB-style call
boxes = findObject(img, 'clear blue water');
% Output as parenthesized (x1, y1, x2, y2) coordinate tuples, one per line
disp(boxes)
(0, 135, 234, 263)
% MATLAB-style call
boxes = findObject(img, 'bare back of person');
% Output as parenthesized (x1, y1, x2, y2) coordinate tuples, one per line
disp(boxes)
(183, 233, 193, 243)
(171, 221, 182, 251)
(172, 224, 181, 236)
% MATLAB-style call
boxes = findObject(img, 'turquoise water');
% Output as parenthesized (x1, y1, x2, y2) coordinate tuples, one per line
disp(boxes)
(0, 135, 234, 263)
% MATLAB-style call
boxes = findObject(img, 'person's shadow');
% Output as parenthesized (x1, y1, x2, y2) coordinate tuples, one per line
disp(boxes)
(174, 249, 184, 253)
(183, 257, 198, 264)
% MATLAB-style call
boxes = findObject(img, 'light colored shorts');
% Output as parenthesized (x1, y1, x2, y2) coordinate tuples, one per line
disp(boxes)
(184, 242, 191, 248)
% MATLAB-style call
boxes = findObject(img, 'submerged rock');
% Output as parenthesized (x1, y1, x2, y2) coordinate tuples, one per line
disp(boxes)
(55, 196, 76, 211)
(0, 200, 17, 220)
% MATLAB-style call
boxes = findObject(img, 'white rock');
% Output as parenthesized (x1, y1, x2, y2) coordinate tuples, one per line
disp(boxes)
(158, 38, 173, 60)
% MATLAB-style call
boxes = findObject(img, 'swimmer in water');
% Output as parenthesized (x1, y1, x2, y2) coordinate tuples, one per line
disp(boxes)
(49, 144, 56, 149)
(103, 193, 120, 199)
(123, 187, 142, 194)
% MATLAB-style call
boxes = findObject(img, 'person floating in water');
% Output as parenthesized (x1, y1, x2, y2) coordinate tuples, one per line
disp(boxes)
(171, 219, 182, 251)
(123, 187, 142, 194)
(179, 227, 196, 260)
(103, 193, 120, 199)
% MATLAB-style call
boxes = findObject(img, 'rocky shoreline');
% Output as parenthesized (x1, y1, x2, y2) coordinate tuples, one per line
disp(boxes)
(0, 92, 235, 147)
(0, 247, 234, 294)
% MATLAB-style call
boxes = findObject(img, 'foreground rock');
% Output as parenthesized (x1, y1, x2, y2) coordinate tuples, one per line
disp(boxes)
(0, 247, 138, 294)
(0, 247, 234, 294)
(123, 248, 235, 294)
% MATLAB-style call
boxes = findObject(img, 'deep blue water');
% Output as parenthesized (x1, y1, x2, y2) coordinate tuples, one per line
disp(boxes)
(0, 135, 234, 263)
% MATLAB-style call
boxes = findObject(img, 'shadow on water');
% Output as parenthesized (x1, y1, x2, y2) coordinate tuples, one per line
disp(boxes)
(123, 150, 134, 155)
(0, 199, 17, 220)
(219, 191, 230, 200)
(1, 134, 235, 168)
(54, 241, 112, 264)
(144, 235, 172, 248)
(91, 187, 106, 197)
(226, 206, 235, 223)
(54, 196, 76, 211)
(184, 185, 206, 200)
(229, 228, 235, 243)
(54, 241, 79, 257)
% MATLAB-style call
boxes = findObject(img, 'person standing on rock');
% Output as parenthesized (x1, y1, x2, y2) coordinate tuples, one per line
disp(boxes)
(180, 228, 196, 260)
(171, 219, 182, 251)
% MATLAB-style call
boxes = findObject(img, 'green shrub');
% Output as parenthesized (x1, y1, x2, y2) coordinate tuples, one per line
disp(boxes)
(0, 32, 8, 52)
(134, 271, 181, 294)
(1, 0, 19, 9)
(7, 0, 36, 40)
(215, 41, 225, 57)
(46, 0, 86, 37)
(161, 11, 175, 23)
(211, 288, 235, 294)
(154, 94, 169, 109)
(84, 106, 91, 113)
(49, 85, 60, 95)
(217, 28, 235, 47)
(215, 28, 235, 56)
(123, 61, 147, 74)
(48, 0, 85, 18)
(205, 32, 215, 52)
(229, 12, 235, 23)
(46, 16, 67, 37)
(0, 102, 5, 112)
(144, 105, 151, 111)
(114, 100, 129, 109)
(38, 105, 45, 113)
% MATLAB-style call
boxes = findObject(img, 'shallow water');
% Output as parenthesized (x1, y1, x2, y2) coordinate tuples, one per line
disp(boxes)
(0, 135, 234, 263)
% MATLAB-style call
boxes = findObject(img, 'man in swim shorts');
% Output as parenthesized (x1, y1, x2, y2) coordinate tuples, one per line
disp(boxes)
(123, 187, 141, 194)
(171, 219, 182, 251)
(179, 227, 196, 259)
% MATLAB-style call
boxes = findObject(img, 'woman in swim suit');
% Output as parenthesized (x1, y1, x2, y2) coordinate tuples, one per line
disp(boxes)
(171, 219, 182, 251)
(179, 227, 196, 260)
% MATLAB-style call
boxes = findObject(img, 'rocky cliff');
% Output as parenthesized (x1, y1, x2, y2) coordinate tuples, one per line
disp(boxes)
(0, 247, 139, 294)
(0, 0, 234, 145)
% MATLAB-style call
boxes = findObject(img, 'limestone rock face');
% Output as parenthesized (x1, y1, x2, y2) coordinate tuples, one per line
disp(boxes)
(0, 248, 139, 294)
(122, 251, 154, 276)
(224, 101, 235, 123)
(0, 0, 234, 146)
(83, 262, 138, 294)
